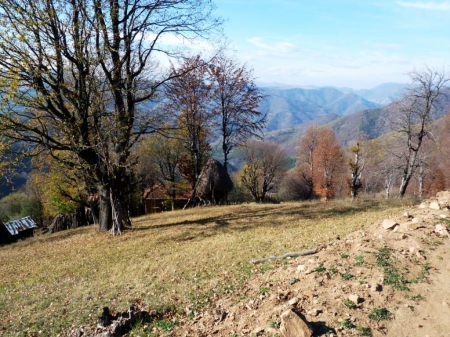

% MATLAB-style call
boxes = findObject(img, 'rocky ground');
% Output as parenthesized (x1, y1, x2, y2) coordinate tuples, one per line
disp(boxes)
(67, 192, 450, 337)
(175, 192, 450, 337)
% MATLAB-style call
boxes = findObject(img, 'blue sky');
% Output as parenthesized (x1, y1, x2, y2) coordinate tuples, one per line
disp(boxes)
(213, 0, 450, 89)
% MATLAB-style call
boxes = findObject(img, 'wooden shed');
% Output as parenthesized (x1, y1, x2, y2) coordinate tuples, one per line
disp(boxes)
(0, 216, 38, 245)
(143, 186, 189, 214)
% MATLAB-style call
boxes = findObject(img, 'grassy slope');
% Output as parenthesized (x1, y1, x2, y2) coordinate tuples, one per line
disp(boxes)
(0, 199, 414, 335)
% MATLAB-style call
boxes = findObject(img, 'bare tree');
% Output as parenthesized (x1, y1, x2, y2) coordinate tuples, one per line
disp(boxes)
(0, 0, 221, 232)
(296, 124, 321, 196)
(238, 140, 288, 202)
(393, 68, 449, 197)
(209, 55, 266, 171)
(348, 142, 365, 199)
(163, 56, 214, 191)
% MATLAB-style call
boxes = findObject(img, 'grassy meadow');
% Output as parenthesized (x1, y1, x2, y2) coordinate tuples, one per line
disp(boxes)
(0, 199, 415, 336)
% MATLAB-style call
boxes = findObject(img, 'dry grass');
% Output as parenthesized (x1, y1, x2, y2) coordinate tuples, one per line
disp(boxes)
(0, 198, 414, 335)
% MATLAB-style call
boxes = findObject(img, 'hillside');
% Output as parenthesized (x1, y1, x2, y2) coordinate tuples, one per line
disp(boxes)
(261, 87, 381, 132)
(0, 198, 416, 335)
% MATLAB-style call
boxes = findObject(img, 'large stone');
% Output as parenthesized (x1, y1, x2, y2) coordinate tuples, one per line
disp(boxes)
(435, 224, 450, 237)
(280, 309, 313, 337)
(382, 219, 398, 230)
(429, 202, 441, 210)
(348, 294, 360, 304)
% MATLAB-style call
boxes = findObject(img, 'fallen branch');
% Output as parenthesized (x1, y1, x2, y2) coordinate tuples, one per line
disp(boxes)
(251, 248, 317, 264)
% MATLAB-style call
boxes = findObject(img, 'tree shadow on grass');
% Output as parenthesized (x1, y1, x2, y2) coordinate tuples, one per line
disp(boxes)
(129, 199, 393, 243)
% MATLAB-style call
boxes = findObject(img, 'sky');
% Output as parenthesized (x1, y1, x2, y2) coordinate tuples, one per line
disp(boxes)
(212, 0, 450, 89)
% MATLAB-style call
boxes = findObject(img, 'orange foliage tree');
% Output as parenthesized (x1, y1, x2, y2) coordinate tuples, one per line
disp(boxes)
(297, 126, 344, 200)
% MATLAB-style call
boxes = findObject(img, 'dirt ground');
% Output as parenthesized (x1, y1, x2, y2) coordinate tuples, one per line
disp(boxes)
(175, 192, 450, 337)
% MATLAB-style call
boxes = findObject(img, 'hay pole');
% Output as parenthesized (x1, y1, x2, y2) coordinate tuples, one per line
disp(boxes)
(251, 248, 317, 264)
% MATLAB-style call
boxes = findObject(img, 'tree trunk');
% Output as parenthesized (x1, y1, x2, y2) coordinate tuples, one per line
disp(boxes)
(98, 184, 112, 231)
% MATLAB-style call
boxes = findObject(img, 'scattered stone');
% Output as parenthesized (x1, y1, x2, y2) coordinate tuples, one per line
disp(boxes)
(307, 308, 320, 316)
(429, 202, 440, 210)
(288, 297, 299, 306)
(370, 283, 382, 292)
(440, 214, 448, 218)
(280, 309, 313, 337)
(382, 219, 398, 230)
(435, 224, 450, 236)
(297, 265, 306, 272)
(348, 294, 360, 304)
(412, 217, 421, 224)
(442, 302, 449, 307)
(252, 326, 265, 335)
(399, 223, 411, 231)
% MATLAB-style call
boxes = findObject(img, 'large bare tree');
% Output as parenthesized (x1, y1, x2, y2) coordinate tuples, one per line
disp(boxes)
(0, 0, 221, 232)
(209, 55, 266, 171)
(393, 68, 448, 197)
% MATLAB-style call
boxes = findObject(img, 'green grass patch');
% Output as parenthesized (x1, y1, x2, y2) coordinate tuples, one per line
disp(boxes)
(341, 272, 355, 280)
(339, 318, 356, 329)
(355, 254, 364, 266)
(357, 326, 372, 336)
(344, 299, 358, 309)
(368, 308, 392, 321)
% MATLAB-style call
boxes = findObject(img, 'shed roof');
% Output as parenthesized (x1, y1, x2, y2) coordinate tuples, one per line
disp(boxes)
(3, 216, 38, 236)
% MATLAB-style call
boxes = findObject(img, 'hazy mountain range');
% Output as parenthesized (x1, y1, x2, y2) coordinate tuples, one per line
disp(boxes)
(260, 84, 450, 155)
(260, 83, 406, 132)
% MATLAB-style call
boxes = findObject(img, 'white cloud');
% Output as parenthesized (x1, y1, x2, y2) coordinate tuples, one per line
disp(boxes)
(396, 1, 450, 10)
(247, 37, 296, 53)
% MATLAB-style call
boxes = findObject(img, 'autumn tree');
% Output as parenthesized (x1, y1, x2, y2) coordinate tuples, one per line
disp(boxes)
(311, 128, 344, 200)
(209, 55, 266, 171)
(238, 140, 288, 202)
(0, 0, 221, 232)
(392, 68, 449, 197)
(163, 56, 214, 191)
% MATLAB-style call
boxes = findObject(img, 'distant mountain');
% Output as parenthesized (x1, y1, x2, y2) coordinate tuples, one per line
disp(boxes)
(263, 87, 450, 153)
(260, 87, 381, 132)
(340, 83, 406, 105)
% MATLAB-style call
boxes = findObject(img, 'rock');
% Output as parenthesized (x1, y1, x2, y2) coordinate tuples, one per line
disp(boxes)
(440, 214, 448, 218)
(280, 309, 313, 337)
(288, 297, 299, 306)
(307, 308, 320, 316)
(348, 294, 360, 304)
(403, 211, 412, 218)
(412, 217, 421, 224)
(399, 222, 411, 231)
(297, 265, 306, 272)
(382, 219, 398, 230)
(435, 224, 450, 236)
(429, 202, 441, 210)
(252, 326, 265, 335)
(370, 283, 382, 292)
